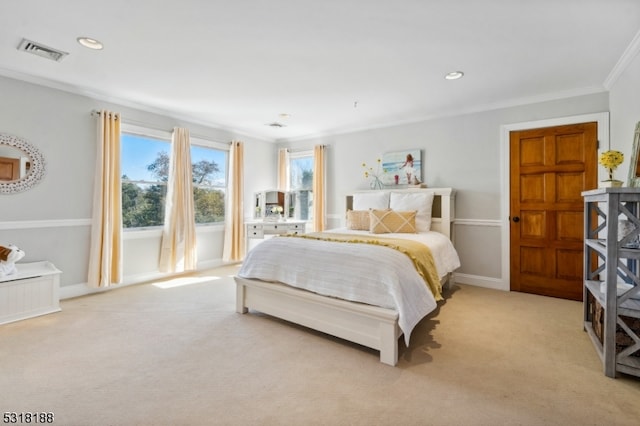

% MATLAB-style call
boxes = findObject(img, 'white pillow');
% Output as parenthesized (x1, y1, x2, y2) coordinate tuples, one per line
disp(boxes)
(390, 191, 434, 232)
(352, 192, 390, 210)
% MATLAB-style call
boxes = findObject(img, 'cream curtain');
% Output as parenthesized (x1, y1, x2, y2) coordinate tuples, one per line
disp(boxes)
(223, 140, 245, 261)
(313, 144, 326, 232)
(277, 148, 289, 191)
(87, 110, 123, 288)
(158, 128, 197, 273)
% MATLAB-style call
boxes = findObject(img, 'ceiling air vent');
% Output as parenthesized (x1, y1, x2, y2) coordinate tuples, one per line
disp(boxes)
(266, 122, 286, 128)
(17, 38, 68, 62)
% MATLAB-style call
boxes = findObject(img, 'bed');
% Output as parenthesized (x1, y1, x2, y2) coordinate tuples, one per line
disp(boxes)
(235, 188, 460, 366)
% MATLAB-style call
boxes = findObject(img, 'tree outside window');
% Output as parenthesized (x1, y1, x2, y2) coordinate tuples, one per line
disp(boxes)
(121, 131, 228, 229)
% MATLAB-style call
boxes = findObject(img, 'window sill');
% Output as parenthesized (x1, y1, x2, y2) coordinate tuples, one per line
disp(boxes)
(123, 223, 225, 240)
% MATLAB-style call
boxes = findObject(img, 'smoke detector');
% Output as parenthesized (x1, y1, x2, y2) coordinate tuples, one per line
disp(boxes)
(17, 38, 68, 62)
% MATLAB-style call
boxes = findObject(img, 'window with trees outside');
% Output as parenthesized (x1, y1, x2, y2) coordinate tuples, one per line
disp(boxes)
(289, 150, 313, 221)
(121, 125, 228, 229)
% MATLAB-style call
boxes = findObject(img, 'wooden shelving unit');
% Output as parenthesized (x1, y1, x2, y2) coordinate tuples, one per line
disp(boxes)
(582, 188, 640, 378)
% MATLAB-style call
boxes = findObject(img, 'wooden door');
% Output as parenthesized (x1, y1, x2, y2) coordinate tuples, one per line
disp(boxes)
(510, 122, 597, 300)
(0, 156, 20, 181)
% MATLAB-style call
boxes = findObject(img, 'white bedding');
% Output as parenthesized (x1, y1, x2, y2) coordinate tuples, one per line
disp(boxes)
(327, 227, 461, 280)
(237, 228, 460, 346)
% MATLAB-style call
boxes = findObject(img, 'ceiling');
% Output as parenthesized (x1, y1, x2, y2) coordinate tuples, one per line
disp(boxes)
(1, 1, 639, 142)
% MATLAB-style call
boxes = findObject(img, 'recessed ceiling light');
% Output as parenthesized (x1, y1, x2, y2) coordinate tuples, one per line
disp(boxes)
(77, 37, 103, 50)
(279, 113, 291, 119)
(445, 71, 464, 80)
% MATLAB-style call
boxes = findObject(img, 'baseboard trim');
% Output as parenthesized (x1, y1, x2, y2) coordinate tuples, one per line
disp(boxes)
(60, 265, 508, 299)
(453, 273, 508, 291)
(59, 259, 231, 300)
(60, 281, 125, 300)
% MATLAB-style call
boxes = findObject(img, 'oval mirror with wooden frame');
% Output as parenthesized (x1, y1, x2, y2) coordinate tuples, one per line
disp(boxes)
(0, 133, 46, 194)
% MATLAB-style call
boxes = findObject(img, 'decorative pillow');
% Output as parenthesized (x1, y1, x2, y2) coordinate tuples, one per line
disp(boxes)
(346, 210, 370, 231)
(390, 191, 434, 232)
(369, 209, 417, 234)
(352, 192, 390, 211)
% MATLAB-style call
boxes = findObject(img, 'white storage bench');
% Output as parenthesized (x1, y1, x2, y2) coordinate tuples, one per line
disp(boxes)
(0, 261, 62, 325)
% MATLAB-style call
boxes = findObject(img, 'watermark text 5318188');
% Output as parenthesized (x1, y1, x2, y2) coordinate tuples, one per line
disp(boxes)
(3, 413, 55, 424)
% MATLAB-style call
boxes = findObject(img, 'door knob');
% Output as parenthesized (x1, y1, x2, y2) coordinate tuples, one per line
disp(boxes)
(513, 216, 520, 223)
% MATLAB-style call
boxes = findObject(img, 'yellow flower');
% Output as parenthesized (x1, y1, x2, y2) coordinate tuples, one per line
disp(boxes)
(362, 159, 386, 189)
(599, 150, 624, 170)
(599, 150, 624, 181)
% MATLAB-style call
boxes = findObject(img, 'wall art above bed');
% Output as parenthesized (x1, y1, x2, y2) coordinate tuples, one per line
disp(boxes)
(382, 149, 422, 186)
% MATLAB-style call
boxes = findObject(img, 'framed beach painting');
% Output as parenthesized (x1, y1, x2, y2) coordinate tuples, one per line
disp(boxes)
(382, 149, 422, 185)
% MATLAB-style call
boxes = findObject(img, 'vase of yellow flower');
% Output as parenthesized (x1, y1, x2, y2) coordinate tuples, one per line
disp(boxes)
(599, 150, 624, 188)
(362, 159, 385, 189)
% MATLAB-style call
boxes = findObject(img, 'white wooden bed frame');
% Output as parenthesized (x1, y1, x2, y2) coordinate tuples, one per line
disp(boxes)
(235, 187, 456, 366)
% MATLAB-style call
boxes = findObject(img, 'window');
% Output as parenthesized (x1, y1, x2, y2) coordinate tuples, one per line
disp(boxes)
(288, 150, 313, 220)
(190, 139, 228, 225)
(121, 131, 170, 228)
(121, 125, 228, 229)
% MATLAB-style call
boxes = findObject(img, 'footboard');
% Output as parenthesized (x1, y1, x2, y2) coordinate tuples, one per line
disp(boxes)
(235, 276, 402, 366)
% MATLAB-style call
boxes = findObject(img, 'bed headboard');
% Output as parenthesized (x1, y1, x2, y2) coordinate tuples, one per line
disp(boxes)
(345, 187, 456, 239)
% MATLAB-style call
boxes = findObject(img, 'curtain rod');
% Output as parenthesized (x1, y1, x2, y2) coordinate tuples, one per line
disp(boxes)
(91, 111, 233, 144)
(91, 110, 119, 119)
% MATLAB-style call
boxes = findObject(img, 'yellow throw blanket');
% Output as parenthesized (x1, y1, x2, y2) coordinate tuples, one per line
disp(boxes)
(283, 232, 443, 301)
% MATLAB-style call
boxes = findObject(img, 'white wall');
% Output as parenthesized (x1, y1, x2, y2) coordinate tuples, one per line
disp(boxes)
(609, 50, 640, 168)
(0, 76, 275, 297)
(2, 65, 631, 297)
(279, 93, 609, 290)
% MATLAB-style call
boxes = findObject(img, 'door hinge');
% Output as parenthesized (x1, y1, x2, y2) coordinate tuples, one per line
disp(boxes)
(597, 140, 600, 149)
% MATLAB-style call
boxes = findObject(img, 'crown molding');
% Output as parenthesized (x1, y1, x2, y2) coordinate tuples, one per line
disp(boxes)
(280, 85, 607, 143)
(0, 65, 611, 146)
(604, 28, 640, 89)
(0, 67, 272, 143)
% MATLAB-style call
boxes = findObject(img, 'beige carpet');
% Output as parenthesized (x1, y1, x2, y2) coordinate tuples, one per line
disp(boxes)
(1, 264, 639, 426)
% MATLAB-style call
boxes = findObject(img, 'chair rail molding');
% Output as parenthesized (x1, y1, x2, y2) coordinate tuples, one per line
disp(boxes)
(454, 218, 501, 227)
(0, 218, 92, 230)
